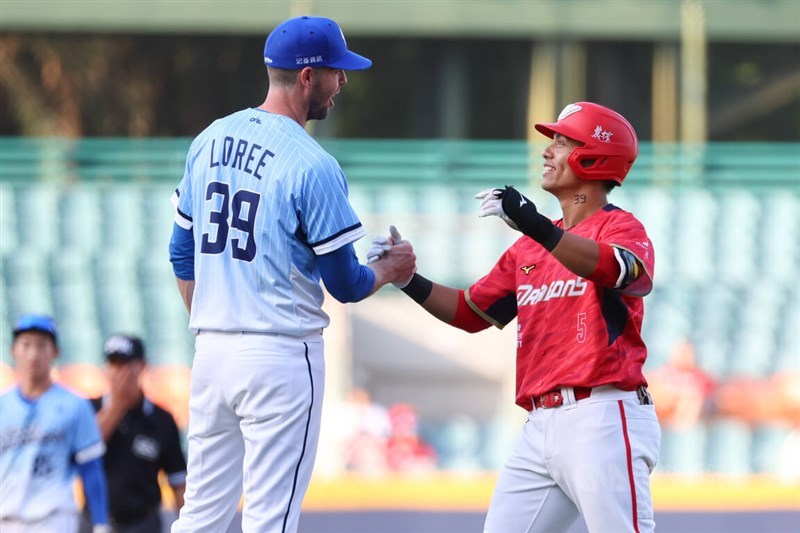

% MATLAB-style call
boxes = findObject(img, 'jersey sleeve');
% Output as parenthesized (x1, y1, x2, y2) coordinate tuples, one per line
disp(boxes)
(299, 159, 366, 255)
(465, 240, 520, 329)
(171, 140, 199, 231)
(72, 397, 106, 465)
(600, 212, 655, 297)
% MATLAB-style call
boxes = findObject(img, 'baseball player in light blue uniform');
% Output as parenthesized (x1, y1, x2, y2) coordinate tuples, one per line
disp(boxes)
(0, 314, 110, 532)
(168, 16, 416, 533)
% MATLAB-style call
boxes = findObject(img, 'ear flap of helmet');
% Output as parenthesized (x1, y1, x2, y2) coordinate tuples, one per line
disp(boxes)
(568, 144, 636, 185)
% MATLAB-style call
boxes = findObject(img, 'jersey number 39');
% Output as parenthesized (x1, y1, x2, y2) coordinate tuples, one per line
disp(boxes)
(201, 181, 261, 262)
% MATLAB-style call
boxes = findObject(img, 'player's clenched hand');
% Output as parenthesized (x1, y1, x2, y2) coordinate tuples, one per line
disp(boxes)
(368, 238, 416, 289)
(366, 236, 390, 264)
(366, 225, 405, 264)
(110, 364, 141, 411)
(475, 187, 519, 231)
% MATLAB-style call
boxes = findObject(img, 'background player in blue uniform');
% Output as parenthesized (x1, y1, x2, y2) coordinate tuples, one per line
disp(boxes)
(0, 314, 111, 532)
(168, 15, 416, 533)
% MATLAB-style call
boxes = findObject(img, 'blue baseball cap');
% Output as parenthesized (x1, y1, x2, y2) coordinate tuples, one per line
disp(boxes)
(264, 16, 372, 71)
(13, 314, 58, 342)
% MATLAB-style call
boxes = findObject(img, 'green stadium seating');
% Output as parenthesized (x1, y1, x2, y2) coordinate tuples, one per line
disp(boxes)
(0, 138, 798, 475)
(706, 419, 752, 476)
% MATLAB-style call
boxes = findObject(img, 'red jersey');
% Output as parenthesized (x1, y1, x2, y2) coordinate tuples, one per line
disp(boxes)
(466, 204, 655, 411)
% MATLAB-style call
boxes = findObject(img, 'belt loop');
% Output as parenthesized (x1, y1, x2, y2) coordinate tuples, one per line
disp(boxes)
(562, 387, 578, 410)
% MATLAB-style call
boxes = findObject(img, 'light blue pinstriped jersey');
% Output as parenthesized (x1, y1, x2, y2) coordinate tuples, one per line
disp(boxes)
(0, 384, 105, 521)
(172, 108, 365, 336)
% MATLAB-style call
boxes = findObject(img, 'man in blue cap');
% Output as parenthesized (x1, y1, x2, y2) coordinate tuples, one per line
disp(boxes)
(169, 15, 416, 533)
(0, 314, 111, 533)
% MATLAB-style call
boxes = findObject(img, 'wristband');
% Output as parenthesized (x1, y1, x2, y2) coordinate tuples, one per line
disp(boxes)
(500, 186, 564, 251)
(400, 273, 433, 304)
(536, 223, 564, 252)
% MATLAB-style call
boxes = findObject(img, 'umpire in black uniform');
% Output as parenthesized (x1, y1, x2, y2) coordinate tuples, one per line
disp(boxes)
(80, 335, 187, 533)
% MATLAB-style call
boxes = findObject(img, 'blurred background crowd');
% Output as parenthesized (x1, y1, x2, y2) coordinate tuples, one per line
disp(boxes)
(1, 0, 798, 519)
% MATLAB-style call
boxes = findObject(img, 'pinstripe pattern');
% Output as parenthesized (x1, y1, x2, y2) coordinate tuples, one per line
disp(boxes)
(173, 108, 365, 336)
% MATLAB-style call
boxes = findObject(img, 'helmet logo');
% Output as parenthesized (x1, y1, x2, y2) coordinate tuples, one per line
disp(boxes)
(557, 104, 582, 121)
(591, 125, 613, 143)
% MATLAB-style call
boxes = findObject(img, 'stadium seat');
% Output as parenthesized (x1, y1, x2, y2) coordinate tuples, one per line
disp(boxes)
(691, 285, 740, 377)
(672, 189, 717, 282)
(93, 251, 145, 336)
(59, 184, 102, 253)
(630, 189, 673, 281)
(715, 190, 760, 284)
(55, 321, 103, 365)
(50, 250, 98, 328)
(658, 424, 707, 476)
(751, 424, 793, 475)
(705, 418, 752, 476)
(14, 185, 60, 253)
(757, 191, 798, 282)
(642, 285, 693, 369)
(726, 285, 782, 376)
(141, 184, 178, 254)
(100, 185, 144, 254)
(3, 250, 53, 317)
(0, 184, 17, 255)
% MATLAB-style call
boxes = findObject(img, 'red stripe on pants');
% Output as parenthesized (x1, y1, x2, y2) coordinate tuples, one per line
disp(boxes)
(617, 400, 640, 533)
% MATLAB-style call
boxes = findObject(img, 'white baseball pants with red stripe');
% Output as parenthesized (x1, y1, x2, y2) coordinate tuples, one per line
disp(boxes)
(484, 385, 661, 533)
(173, 330, 325, 533)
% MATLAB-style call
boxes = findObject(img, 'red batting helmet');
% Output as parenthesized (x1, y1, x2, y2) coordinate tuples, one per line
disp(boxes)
(535, 102, 638, 185)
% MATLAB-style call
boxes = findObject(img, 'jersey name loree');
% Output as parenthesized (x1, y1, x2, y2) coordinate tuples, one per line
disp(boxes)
(517, 277, 588, 307)
(209, 135, 275, 179)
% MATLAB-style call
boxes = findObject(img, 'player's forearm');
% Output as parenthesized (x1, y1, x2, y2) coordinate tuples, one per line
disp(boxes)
(400, 275, 459, 323)
(96, 404, 127, 442)
(172, 483, 186, 510)
(176, 278, 195, 313)
(549, 232, 601, 278)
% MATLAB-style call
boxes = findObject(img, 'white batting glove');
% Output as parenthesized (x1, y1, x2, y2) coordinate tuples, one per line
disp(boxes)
(366, 236, 391, 264)
(366, 226, 414, 288)
(474, 187, 519, 231)
(93, 525, 112, 533)
(366, 225, 407, 264)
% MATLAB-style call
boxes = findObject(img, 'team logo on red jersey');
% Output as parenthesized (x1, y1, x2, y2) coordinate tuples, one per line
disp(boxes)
(517, 277, 588, 306)
(520, 264, 536, 275)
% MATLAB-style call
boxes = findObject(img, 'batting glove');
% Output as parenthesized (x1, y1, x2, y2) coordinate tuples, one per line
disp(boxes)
(498, 185, 564, 252)
(366, 236, 391, 264)
(366, 226, 414, 288)
(93, 525, 112, 533)
(475, 187, 519, 231)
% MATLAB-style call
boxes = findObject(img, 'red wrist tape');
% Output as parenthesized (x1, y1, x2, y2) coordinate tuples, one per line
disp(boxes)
(588, 243, 622, 287)
(450, 290, 491, 333)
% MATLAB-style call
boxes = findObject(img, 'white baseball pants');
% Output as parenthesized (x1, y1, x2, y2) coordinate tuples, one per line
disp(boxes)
(172, 331, 325, 533)
(0, 511, 78, 532)
(484, 386, 661, 533)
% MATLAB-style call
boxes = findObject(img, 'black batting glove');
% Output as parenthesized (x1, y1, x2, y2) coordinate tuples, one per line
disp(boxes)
(500, 186, 564, 251)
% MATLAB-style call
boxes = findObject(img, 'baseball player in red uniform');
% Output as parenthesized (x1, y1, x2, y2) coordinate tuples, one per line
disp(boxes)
(370, 102, 660, 532)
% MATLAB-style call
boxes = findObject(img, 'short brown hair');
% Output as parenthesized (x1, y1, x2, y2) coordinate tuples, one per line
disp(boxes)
(267, 67, 301, 88)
